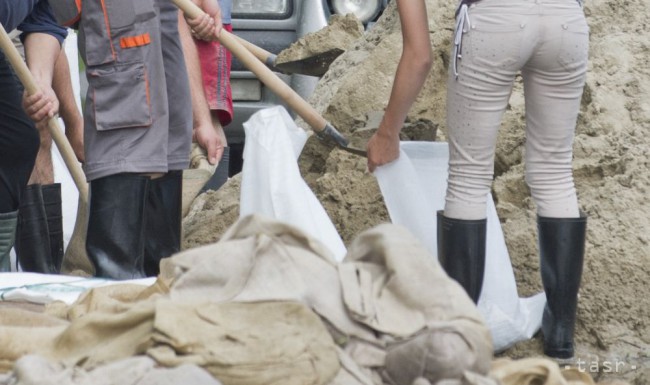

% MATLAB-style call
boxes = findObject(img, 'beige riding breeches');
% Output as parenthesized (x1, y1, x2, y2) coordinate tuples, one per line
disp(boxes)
(445, 0, 588, 220)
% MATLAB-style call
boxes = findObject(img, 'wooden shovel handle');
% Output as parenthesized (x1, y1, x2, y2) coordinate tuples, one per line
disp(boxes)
(230, 34, 277, 67)
(0, 23, 88, 203)
(172, 0, 329, 133)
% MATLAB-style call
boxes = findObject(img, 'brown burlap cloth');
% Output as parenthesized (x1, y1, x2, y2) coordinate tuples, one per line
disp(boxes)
(0, 215, 620, 385)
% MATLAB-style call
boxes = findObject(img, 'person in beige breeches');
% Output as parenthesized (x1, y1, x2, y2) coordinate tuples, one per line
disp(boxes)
(367, 0, 590, 361)
(445, 0, 588, 220)
(438, 0, 589, 360)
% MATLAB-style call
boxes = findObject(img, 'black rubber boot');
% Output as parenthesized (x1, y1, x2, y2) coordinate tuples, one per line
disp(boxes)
(41, 184, 64, 272)
(143, 171, 183, 277)
(15, 184, 57, 273)
(86, 174, 149, 280)
(0, 210, 18, 272)
(436, 211, 487, 303)
(539, 213, 587, 359)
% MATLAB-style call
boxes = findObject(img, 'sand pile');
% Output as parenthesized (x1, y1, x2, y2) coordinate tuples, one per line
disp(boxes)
(184, 1, 649, 382)
(275, 13, 365, 71)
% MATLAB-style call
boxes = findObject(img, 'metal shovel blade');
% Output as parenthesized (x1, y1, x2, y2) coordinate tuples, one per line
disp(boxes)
(273, 49, 344, 77)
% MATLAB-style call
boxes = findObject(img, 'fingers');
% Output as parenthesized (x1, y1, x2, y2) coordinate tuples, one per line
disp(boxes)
(367, 160, 377, 173)
(23, 91, 55, 122)
(206, 139, 225, 165)
(188, 14, 217, 41)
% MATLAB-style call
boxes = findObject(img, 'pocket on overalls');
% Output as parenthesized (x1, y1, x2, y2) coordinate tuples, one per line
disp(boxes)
(467, 13, 525, 71)
(81, 0, 155, 66)
(88, 63, 152, 131)
(557, 14, 589, 71)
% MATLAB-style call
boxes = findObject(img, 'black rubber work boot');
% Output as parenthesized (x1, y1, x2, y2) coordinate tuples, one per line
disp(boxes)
(143, 171, 183, 277)
(436, 211, 487, 303)
(41, 183, 64, 272)
(539, 213, 587, 359)
(0, 210, 18, 272)
(15, 184, 57, 273)
(86, 174, 149, 280)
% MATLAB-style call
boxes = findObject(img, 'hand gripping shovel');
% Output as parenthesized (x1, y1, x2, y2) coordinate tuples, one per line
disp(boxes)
(0, 23, 94, 275)
(172, 0, 367, 157)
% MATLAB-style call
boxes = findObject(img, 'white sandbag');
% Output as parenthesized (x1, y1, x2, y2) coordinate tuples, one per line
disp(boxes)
(374, 142, 545, 352)
(239, 106, 347, 262)
(0, 272, 155, 305)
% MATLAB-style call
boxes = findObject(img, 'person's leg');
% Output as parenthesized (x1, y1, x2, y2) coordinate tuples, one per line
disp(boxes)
(86, 174, 149, 279)
(80, 0, 170, 279)
(16, 49, 79, 274)
(440, 2, 531, 301)
(522, 0, 589, 359)
(143, 171, 182, 276)
(0, 53, 40, 271)
(138, 1, 192, 276)
(15, 184, 56, 273)
(16, 122, 55, 273)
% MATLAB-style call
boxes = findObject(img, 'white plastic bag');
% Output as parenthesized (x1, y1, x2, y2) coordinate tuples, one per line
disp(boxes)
(239, 107, 347, 262)
(374, 142, 545, 352)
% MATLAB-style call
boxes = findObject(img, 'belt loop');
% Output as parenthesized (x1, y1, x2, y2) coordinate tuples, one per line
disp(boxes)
(453, 2, 471, 78)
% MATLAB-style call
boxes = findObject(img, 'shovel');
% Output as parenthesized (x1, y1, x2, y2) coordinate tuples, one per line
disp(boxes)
(231, 34, 342, 77)
(0, 23, 94, 275)
(172, 0, 367, 157)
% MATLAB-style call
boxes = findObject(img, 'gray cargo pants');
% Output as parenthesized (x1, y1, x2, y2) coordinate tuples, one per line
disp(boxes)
(445, 0, 589, 220)
(79, 0, 192, 181)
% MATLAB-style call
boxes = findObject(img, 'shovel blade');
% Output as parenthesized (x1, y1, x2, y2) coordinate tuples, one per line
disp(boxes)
(274, 49, 344, 77)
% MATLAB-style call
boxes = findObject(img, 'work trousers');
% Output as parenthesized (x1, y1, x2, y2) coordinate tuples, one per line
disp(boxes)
(0, 52, 39, 213)
(445, 0, 589, 220)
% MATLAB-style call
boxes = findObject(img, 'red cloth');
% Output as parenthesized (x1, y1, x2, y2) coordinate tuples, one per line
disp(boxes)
(195, 24, 233, 126)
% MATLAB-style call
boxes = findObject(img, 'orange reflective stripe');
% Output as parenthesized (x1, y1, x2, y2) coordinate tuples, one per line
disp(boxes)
(99, 0, 116, 60)
(120, 33, 152, 49)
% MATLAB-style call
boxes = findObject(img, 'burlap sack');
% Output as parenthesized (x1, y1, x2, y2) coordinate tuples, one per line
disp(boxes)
(340, 224, 493, 385)
(1, 355, 222, 385)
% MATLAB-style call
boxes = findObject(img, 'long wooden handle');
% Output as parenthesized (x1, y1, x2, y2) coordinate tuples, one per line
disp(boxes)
(230, 34, 277, 67)
(0, 23, 89, 203)
(172, 0, 329, 133)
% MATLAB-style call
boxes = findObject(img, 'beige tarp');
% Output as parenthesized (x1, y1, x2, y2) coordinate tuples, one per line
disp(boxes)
(0, 215, 620, 385)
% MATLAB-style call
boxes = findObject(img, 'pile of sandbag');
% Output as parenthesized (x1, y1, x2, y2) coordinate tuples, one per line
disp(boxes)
(0, 215, 619, 385)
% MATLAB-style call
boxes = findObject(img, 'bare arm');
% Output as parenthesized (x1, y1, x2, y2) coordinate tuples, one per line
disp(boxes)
(367, 0, 432, 172)
(52, 49, 84, 162)
(179, 11, 225, 164)
(22, 33, 61, 123)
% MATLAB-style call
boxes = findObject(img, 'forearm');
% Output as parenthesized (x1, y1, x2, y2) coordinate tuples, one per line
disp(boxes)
(378, 0, 432, 137)
(52, 50, 82, 128)
(379, 50, 432, 136)
(178, 11, 212, 129)
(23, 33, 61, 88)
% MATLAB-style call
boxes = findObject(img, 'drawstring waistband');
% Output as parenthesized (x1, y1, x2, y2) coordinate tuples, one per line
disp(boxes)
(453, 3, 471, 78)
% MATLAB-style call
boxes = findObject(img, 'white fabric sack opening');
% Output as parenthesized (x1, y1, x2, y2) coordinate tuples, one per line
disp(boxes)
(374, 142, 546, 352)
(239, 106, 347, 262)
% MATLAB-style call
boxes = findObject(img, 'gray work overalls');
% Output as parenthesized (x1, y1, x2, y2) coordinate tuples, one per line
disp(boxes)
(53, 0, 192, 181)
